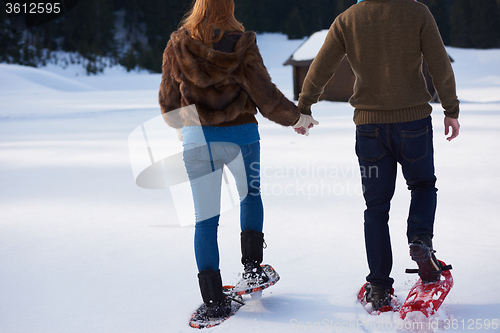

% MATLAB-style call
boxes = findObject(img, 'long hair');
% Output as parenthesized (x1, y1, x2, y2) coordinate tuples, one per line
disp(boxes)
(180, 0, 245, 47)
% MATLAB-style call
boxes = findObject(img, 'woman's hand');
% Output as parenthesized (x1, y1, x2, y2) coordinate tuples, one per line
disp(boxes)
(293, 114, 319, 136)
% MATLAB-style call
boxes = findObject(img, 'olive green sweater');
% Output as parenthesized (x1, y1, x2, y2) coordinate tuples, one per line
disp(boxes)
(298, 0, 460, 125)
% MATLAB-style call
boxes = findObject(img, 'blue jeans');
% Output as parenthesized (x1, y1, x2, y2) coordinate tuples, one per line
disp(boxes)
(183, 141, 263, 272)
(355, 116, 437, 289)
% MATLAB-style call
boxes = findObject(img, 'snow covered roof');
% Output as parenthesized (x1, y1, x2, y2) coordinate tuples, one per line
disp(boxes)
(284, 29, 329, 65)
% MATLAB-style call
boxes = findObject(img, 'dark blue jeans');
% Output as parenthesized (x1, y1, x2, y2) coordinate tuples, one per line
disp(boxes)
(183, 141, 263, 272)
(355, 116, 437, 289)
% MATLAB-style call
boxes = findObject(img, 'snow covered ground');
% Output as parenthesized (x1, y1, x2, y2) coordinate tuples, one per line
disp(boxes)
(1, 33, 499, 333)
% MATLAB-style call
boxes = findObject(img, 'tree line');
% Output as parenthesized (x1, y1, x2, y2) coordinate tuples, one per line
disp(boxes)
(1, 0, 499, 74)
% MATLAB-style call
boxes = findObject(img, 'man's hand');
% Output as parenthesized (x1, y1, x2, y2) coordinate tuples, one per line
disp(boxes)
(444, 116, 460, 141)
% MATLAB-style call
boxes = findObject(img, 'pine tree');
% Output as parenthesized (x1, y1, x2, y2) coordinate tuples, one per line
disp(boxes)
(59, 0, 116, 73)
(470, 0, 500, 48)
(450, 0, 500, 48)
(234, 0, 258, 31)
(335, 0, 353, 16)
(419, 0, 453, 45)
(141, 0, 186, 72)
(450, 0, 473, 48)
(318, 0, 337, 31)
(2, 0, 499, 73)
(284, 6, 306, 39)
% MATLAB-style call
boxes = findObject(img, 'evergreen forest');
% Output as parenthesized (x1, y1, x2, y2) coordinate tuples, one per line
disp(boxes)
(1, 0, 499, 74)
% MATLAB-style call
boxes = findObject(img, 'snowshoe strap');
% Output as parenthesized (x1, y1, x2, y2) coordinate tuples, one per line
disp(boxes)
(227, 295, 245, 305)
(405, 264, 452, 274)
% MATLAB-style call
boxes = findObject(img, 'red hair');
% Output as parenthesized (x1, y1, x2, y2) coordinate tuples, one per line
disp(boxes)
(180, 0, 245, 47)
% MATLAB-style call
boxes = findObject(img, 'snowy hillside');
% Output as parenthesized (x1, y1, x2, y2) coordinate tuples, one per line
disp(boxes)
(1, 34, 499, 333)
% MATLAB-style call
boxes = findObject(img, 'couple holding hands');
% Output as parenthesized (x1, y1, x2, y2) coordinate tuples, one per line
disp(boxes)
(159, 0, 460, 319)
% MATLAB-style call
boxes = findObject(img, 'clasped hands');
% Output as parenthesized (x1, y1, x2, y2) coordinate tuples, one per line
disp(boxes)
(293, 114, 319, 136)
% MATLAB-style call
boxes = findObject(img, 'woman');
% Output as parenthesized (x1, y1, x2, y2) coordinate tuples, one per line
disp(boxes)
(159, 0, 317, 319)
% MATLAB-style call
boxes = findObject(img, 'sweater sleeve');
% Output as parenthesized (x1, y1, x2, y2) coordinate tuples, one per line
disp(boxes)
(420, 6, 460, 119)
(158, 41, 184, 128)
(240, 42, 300, 127)
(298, 19, 347, 115)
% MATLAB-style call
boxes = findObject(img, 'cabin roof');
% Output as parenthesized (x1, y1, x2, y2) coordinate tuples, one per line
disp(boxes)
(283, 29, 329, 66)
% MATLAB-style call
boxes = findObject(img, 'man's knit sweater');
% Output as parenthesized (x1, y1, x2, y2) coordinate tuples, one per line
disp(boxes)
(298, 0, 460, 125)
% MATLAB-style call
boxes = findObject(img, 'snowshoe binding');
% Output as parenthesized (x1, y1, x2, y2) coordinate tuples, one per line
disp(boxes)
(406, 236, 452, 283)
(233, 264, 280, 297)
(357, 282, 401, 314)
(189, 286, 244, 329)
(401, 236, 454, 318)
(401, 259, 453, 319)
(235, 231, 279, 298)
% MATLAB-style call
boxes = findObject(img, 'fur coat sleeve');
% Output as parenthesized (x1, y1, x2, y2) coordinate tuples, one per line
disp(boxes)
(239, 41, 300, 126)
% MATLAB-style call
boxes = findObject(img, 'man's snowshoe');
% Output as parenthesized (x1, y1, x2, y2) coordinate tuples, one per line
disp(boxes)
(400, 260, 453, 319)
(402, 237, 453, 318)
(408, 238, 448, 283)
(357, 282, 401, 315)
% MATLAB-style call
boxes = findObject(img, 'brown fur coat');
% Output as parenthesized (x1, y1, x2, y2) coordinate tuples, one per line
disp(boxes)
(159, 28, 299, 128)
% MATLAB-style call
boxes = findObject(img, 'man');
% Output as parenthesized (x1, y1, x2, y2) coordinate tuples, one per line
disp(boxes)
(296, 0, 460, 310)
